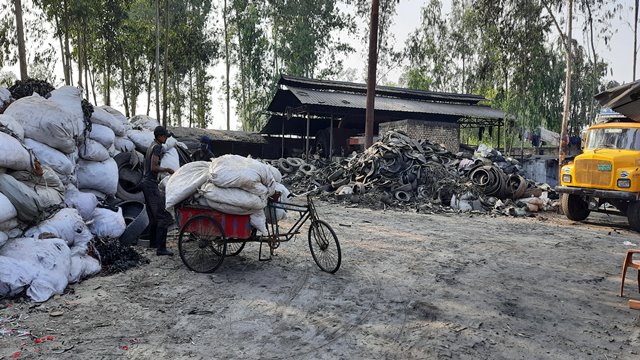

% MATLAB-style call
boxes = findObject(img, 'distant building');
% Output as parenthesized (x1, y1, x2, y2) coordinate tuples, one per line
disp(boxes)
(262, 75, 508, 158)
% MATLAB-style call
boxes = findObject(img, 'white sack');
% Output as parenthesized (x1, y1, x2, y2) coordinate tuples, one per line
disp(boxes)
(48, 86, 85, 131)
(65, 185, 98, 220)
(0, 132, 33, 171)
(3, 94, 79, 153)
(77, 158, 118, 195)
(0, 256, 35, 298)
(108, 144, 118, 157)
(88, 207, 126, 238)
(0, 237, 71, 302)
(92, 106, 127, 136)
(24, 138, 74, 175)
(267, 164, 283, 184)
(127, 129, 154, 152)
(68, 254, 101, 283)
(200, 183, 267, 211)
(0, 87, 10, 104)
(165, 161, 210, 209)
(0, 114, 24, 140)
(114, 136, 135, 153)
(89, 123, 116, 149)
(209, 155, 276, 196)
(130, 114, 160, 131)
(265, 183, 290, 224)
(198, 197, 257, 215)
(24, 208, 91, 247)
(0, 193, 17, 223)
(79, 138, 110, 162)
(0, 231, 7, 248)
(0, 174, 44, 223)
(11, 166, 65, 209)
(161, 147, 180, 173)
(250, 211, 268, 235)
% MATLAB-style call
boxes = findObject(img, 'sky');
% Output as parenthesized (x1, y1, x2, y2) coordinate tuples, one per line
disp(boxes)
(1, 0, 637, 130)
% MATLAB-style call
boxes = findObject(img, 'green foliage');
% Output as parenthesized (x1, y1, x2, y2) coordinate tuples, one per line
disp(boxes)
(401, 0, 617, 151)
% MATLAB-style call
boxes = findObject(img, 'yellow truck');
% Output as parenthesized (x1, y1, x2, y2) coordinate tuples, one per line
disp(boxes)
(557, 80, 640, 230)
(556, 120, 640, 230)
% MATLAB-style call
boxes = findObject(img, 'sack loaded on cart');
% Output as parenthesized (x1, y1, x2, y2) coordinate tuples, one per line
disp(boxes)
(163, 155, 341, 274)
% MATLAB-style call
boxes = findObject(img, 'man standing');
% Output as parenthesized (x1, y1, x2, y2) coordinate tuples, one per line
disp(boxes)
(142, 126, 175, 256)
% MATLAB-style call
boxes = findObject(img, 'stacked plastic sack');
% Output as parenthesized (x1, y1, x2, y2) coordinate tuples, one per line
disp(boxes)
(164, 155, 290, 234)
(0, 86, 127, 302)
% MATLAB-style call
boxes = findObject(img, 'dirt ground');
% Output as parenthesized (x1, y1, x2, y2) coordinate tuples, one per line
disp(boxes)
(2, 199, 640, 359)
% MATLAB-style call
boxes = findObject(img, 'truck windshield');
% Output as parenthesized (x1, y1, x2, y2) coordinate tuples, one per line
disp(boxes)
(585, 128, 640, 150)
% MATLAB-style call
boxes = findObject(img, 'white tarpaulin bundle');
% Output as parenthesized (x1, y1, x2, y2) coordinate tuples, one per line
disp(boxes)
(4, 93, 81, 154)
(0, 131, 33, 171)
(165, 161, 210, 210)
(77, 158, 118, 195)
(208, 155, 276, 196)
(0, 237, 71, 302)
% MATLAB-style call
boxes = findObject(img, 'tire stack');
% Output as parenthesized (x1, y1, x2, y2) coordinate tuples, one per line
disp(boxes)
(268, 130, 556, 215)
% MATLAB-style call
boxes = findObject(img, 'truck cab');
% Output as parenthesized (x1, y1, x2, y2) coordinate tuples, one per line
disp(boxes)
(556, 119, 640, 230)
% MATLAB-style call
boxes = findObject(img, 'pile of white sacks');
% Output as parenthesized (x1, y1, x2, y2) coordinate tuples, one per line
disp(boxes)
(0, 85, 182, 302)
(164, 154, 290, 234)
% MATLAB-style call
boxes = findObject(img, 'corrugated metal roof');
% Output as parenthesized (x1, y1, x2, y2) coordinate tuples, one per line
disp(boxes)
(279, 75, 485, 105)
(286, 86, 506, 120)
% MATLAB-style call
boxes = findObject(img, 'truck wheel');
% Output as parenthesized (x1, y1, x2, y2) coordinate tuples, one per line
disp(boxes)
(561, 193, 590, 221)
(627, 202, 640, 231)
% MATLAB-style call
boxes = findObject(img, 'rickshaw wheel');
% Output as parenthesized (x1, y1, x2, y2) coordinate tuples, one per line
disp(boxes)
(178, 215, 226, 273)
(308, 220, 341, 273)
(216, 241, 246, 256)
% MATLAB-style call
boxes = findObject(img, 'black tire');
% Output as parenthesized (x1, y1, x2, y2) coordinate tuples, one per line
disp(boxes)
(561, 193, 590, 221)
(178, 215, 226, 273)
(115, 152, 145, 202)
(627, 202, 640, 232)
(308, 220, 341, 273)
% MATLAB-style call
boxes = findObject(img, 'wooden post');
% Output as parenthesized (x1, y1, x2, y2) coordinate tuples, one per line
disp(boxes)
(329, 114, 334, 159)
(305, 114, 310, 159)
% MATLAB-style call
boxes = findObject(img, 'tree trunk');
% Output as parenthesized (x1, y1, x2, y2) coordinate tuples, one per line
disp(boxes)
(559, 0, 573, 169)
(162, 0, 169, 127)
(83, 32, 89, 99)
(55, 15, 69, 85)
(88, 64, 97, 105)
(155, 0, 161, 122)
(189, 69, 193, 128)
(635, 0, 639, 81)
(147, 63, 153, 116)
(14, 0, 28, 80)
(120, 64, 130, 118)
(62, 0, 73, 85)
(76, 30, 83, 89)
(223, 0, 231, 130)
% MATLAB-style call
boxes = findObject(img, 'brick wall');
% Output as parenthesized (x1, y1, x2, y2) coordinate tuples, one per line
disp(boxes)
(379, 119, 460, 152)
